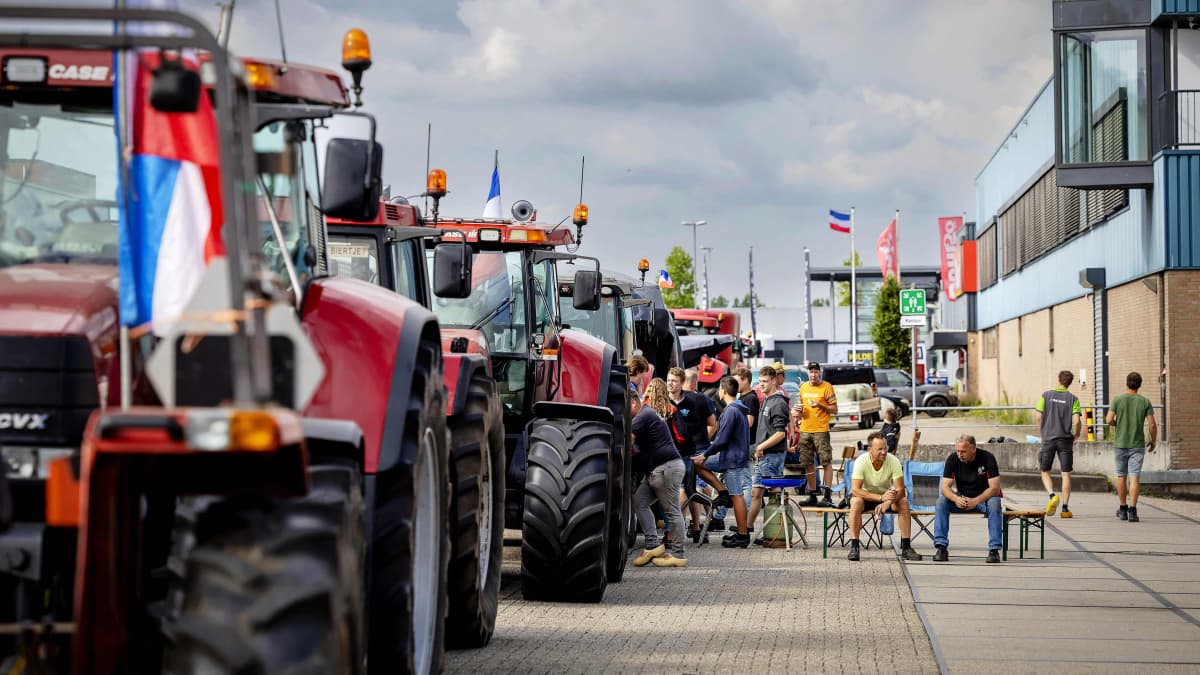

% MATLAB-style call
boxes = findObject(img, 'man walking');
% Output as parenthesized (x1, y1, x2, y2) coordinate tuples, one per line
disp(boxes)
(1035, 370, 1082, 518)
(847, 432, 924, 562)
(1106, 372, 1157, 523)
(746, 366, 791, 544)
(933, 435, 1003, 563)
(630, 394, 688, 567)
(794, 361, 837, 506)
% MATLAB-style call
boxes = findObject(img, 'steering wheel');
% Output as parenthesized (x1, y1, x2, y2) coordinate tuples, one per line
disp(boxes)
(59, 199, 118, 226)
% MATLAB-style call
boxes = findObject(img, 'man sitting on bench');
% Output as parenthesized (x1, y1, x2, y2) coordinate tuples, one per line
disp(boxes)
(934, 434, 1003, 564)
(848, 432, 924, 562)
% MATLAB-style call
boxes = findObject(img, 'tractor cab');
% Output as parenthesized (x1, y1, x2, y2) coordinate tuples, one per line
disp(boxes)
(557, 273, 642, 363)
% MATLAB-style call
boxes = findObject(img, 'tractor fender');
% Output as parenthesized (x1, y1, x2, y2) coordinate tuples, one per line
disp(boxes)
(443, 352, 489, 418)
(529, 401, 615, 427)
(554, 328, 618, 407)
(301, 417, 366, 464)
(302, 276, 442, 474)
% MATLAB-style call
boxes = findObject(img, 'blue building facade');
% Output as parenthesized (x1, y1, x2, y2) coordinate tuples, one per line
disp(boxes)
(969, 0, 1200, 469)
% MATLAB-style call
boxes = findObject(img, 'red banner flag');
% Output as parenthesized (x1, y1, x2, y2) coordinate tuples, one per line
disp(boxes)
(938, 216, 965, 302)
(876, 218, 899, 280)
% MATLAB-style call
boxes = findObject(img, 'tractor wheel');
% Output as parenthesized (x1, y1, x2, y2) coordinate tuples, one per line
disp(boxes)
(521, 418, 612, 603)
(604, 368, 632, 582)
(166, 462, 365, 674)
(369, 352, 451, 674)
(445, 372, 505, 649)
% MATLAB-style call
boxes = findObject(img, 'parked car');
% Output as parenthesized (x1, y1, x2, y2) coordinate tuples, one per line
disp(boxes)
(874, 367, 958, 417)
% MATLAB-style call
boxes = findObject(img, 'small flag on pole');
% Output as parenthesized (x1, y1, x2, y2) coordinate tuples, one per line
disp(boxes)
(876, 215, 899, 280)
(829, 209, 851, 233)
(482, 151, 502, 218)
(658, 269, 674, 289)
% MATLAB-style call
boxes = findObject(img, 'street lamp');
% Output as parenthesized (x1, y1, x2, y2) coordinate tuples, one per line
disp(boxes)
(681, 220, 707, 307)
(700, 246, 713, 310)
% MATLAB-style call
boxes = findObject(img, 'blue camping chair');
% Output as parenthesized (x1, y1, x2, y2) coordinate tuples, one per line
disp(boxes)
(903, 460, 945, 544)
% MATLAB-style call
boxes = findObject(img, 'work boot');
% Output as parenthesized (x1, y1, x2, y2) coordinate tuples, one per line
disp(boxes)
(901, 547, 924, 562)
(1127, 507, 1139, 523)
(933, 546, 949, 562)
(806, 491, 819, 506)
(1117, 505, 1128, 520)
(986, 549, 1001, 563)
(818, 487, 834, 508)
(847, 540, 861, 561)
(721, 533, 751, 549)
(722, 527, 751, 542)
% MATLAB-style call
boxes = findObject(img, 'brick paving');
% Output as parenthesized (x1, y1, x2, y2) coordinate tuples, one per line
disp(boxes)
(446, 519, 938, 674)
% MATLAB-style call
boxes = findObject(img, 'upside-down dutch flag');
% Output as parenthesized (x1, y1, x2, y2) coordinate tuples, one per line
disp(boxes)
(658, 269, 674, 289)
(115, 50, 224, 334)
(829, 209, 851, 233)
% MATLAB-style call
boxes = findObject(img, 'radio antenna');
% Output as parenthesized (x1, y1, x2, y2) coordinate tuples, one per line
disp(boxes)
(578, 155, 585, 203)
(217, 0, 237, 48)
(272, 0, 288, 72)
(423, 123, 432, 217)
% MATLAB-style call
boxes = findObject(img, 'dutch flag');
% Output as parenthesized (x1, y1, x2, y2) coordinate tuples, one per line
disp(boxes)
(829, 209, 851, 234)
(658, 269, 674, 289)
(482, 157, 502, 219)
(115, 5, 223, 334)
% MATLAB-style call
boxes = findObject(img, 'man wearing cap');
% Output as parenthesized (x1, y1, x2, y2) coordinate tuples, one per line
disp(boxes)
(794, 361, 837, 506)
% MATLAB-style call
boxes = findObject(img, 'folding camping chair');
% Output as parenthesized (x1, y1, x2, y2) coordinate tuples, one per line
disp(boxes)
(683, 459, 716, 545)
(903, 460, 944, 546)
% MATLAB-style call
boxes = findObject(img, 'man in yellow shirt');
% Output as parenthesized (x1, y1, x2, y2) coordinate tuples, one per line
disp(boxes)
(793, 361, 837, 506)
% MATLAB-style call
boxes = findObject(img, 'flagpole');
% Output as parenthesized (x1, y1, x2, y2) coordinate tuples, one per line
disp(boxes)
(895, 209, 901, 283)
(850, 206, 857, 364)
(748, 246, 758, 357)
(803, 247, 812, 363)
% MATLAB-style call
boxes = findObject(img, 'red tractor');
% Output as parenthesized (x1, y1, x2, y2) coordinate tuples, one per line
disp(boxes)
(324, 198, 505, 645)
(404, 187, 631, 599)
(0, 6, 462, 673)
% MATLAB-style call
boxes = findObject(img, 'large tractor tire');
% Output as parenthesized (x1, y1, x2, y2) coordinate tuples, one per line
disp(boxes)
(370, 351, 451, 674)
(445, 372, 505, 649)
(604, 368, 633, 583)
(167, 462, 365, 674)
(521, 418, 613, 603)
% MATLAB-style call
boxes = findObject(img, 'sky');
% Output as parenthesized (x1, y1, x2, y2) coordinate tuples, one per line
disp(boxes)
(172, 0, 1054, 306)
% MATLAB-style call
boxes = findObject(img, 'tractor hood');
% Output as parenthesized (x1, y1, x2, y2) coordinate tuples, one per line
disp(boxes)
(0, 264, 120, 339)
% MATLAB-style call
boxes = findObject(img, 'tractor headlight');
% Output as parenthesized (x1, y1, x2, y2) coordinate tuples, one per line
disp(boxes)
(1, 447, 74, 479)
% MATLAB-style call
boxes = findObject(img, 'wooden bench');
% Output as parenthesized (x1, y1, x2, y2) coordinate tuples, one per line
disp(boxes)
(1001, 501, 1046, 560)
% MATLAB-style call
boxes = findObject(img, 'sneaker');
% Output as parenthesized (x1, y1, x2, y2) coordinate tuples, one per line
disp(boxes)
(932, 546, 948, 562)
(651, 554, 688, 567)
(1128, 507, 1139, 523)
(901, 547, 924, 562)
(986, 549, 1001, 563)
(1045, 494, 1060, 516)
(722, 527, 751, 542)
(708, 518, 726, 532)
(1117, 505, 1128, 520)
(1061, 508, 1073, 519)
(713, 493, 734, 508)
(633, 544, 666, 567)
(753, 535, 765, 546)
(721, 533, 751, 549)
(806, 492, 819, 506)
(818, 495, 834, 508)
(847, 543, 861, 561)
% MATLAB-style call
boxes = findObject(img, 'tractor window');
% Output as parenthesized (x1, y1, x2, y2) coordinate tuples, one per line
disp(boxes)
(0, 104, 118, 268)
(388, 240, 420, 301)
(530, 258, 555, 334)
(560, 295, 619, 348)
(254, 122, 311, 288)
(620, 305, 635, 359)
(326, 233, 379, 284)
(428, 250, 526, 354)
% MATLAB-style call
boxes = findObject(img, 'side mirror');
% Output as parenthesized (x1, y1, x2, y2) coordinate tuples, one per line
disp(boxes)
(321, 138, 382, 221)
(432, 242, 472, 299)
(149, 58, 201, 113)
(572, 269, 601, 311)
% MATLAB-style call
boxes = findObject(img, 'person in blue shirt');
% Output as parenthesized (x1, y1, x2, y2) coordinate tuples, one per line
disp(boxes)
(692, 377, 751, 548)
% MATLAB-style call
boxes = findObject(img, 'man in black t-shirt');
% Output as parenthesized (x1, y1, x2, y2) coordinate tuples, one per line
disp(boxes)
(933, 434, 1004, 563)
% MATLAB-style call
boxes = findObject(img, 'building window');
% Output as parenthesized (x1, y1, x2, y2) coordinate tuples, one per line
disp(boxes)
(1059, 29, 1148, 165)
(1048, 306, 1055, 353)
(997, 165, 1104, 275)
(983, 327, 998, 359)
(978, 224, 998, 288)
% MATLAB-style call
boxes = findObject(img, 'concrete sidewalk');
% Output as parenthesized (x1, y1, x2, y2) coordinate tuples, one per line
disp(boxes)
(903, 490, 1200, 674)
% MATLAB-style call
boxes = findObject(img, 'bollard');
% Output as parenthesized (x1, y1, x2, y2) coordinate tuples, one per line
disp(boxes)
(1085, 406, 1095, 442)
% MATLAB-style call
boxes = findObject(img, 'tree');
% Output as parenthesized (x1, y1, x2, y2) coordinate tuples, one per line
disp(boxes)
(871, 275, 910, 368)
(661, 246, 696, 308)
(711, 295, 729, 308)
(836, 250, 862, 307)
(735, 292, 765, 308)
(812, 298, 830, 307)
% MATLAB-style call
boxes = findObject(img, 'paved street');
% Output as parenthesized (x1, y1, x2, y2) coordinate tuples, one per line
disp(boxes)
(447, 489, 1200, 674)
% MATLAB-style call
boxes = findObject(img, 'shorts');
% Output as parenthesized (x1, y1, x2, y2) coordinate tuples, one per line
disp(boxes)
(1039, 438, 1074, 472)
(720, 465, 752, 496)
(1114, 447, 1146, 477)
(849, 496, 898, 513)
(752, 452, 786, 489)
(795, 431, 833, 466)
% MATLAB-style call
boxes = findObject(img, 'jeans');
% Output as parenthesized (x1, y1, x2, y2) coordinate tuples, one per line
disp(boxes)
(934, 495, 1003, 552)
(635, 458, 686, 557)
